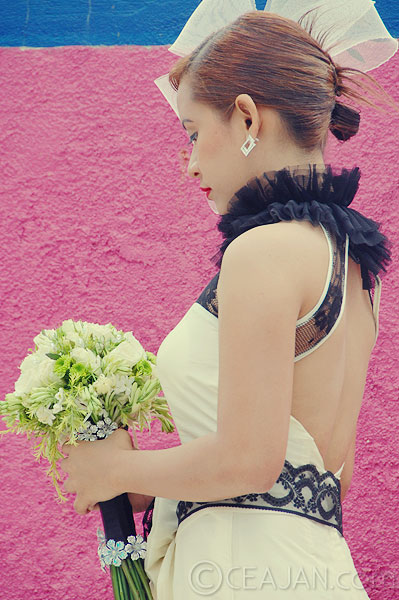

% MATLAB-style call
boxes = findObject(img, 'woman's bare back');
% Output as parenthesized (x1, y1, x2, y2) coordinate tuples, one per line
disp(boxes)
(288, 219, 379, 475)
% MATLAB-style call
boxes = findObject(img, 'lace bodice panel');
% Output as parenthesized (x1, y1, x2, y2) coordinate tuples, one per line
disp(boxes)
(196, 224, 349, 362)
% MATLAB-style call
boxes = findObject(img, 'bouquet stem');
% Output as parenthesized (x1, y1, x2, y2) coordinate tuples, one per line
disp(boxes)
(99, 493, 153, 600)
(133, 559, 154, 597)
(110, 565, 120, 598)
(121, 561, 143, 598)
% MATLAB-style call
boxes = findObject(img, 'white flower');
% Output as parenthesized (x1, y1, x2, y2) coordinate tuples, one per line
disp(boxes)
(52, 401, 63, 414)
(37, 357, 64, 387)
(112, 374, 133, 395)
(97, 528, 106, 545)
(76, 422, 97, 441)
(51, 387, 66, 413)
(106, 332, 146, 369)
(102, 539, 129, 567)
(96, 417, 117, 438)
(70, 347, 101, 374)
(55, 387, 64, 402)
(33, 330, 57, 354)
(126, 534, 147, 560)
(75, 417, 117, 440)
(15, 355, 63, 395)
(76, 428, 97, 441)
(60, 319, 79, 337)
(19, 352, 42, 373)
(97, 528, 108, 572)
(72, 321, 117, 347)
(88, 324, 116, 343)
(93, 374, 114, 395)
(35, 405, 56, 426)
(74, 393, 89, 411)
(66, 332, 85, 347)
(15, 356, 42, 395)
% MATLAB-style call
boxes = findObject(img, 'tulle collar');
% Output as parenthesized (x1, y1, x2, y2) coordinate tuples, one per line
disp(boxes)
(210, 162, 392, 291)
(222, 162, 361, 217)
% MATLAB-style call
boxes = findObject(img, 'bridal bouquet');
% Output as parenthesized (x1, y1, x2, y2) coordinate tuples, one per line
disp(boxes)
(0, 319, 175, 600)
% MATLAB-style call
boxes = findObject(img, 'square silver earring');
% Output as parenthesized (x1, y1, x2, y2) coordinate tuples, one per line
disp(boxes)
(240, 133, 259, 156)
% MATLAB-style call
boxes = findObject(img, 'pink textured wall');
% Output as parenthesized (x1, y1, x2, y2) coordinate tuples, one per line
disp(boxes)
(0, 45, 398, 599)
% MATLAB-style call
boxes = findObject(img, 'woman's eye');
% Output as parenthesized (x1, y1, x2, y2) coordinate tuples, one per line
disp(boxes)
(186, 132, 197, 146)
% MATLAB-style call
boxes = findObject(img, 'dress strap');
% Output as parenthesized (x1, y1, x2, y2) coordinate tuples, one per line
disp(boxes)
(294, 225, 348, 362)
(334, 461, 345, 478)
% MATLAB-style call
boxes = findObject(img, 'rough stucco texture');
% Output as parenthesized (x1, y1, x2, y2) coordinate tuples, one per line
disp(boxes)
(0, 45, 398, 599)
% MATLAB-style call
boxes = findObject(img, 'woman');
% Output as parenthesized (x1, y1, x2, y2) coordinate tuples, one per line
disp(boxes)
(60, 4, 398, 599)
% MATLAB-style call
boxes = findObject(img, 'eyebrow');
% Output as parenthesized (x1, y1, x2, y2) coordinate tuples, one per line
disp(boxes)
(181, 118, 194, 130)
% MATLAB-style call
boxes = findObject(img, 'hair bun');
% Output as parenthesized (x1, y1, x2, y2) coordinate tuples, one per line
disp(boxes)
(329, 102, 360, 141)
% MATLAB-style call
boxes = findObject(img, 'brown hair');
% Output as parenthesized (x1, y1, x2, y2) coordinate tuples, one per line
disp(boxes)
(168, 9, 399, 153)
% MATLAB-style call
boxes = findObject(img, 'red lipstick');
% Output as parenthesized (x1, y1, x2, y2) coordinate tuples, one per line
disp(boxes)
(200, 187, 212, 198)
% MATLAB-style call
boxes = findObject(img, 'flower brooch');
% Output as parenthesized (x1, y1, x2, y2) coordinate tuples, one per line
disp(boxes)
(97, 528, 147, 572)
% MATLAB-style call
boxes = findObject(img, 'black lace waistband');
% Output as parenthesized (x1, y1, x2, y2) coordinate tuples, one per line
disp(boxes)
(176, 459, 343, 536)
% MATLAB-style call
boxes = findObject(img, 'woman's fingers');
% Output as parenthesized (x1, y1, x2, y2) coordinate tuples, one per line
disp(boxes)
(61, 444, 69, 456)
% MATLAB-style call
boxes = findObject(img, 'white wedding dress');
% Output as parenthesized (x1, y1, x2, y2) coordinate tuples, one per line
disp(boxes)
(144, 223, 381, 599)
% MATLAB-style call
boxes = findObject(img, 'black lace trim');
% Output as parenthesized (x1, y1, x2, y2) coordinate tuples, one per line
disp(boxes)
(176, 459, 343, 536)
(210, 163, 392, 291)
(196, 226, 348, 360)
(196, 271, 220, 318)
(295, 228, 346, 357)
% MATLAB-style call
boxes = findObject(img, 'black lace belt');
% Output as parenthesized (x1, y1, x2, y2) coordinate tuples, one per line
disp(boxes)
(175, 459, 343, 536)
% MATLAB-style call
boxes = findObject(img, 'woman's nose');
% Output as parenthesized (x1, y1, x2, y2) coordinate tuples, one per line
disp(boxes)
(187, 152, 200, 180)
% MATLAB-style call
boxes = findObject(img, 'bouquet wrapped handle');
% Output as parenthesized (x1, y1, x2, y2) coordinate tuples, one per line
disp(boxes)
(99, 492, 136, 545)
(99, 490, 154, 598)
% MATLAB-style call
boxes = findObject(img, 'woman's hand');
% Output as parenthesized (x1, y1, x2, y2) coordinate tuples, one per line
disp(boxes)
(60, 427, 134, 515)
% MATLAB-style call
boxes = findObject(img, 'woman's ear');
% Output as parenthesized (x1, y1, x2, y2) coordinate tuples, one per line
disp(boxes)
(235, 94, 254, 118)
(235, 94, 261, 138)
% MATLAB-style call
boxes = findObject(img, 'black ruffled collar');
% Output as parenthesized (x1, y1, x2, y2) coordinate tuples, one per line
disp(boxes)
(211, 163, 392, 291)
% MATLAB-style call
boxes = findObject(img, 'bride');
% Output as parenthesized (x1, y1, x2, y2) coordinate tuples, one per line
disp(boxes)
(61, 1, 398, 598)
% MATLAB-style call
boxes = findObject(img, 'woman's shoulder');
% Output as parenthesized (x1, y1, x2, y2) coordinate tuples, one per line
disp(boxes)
(218, 220, 313, 303)
(222, 219, 322, 259)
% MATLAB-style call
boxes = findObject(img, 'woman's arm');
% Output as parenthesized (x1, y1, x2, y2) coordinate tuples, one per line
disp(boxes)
(113, 430, 272, 503)
(126, 446, 155, 513)
(61, 416, 274, 515)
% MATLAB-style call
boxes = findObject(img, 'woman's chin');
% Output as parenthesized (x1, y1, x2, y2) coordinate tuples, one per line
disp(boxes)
(206, 197, 220, 214)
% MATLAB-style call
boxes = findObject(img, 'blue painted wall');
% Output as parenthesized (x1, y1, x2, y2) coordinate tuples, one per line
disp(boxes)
(1, 0, 398, 47)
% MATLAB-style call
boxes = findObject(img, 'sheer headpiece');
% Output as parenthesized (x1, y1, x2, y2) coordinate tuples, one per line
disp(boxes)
(154, 0, 398, 120)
